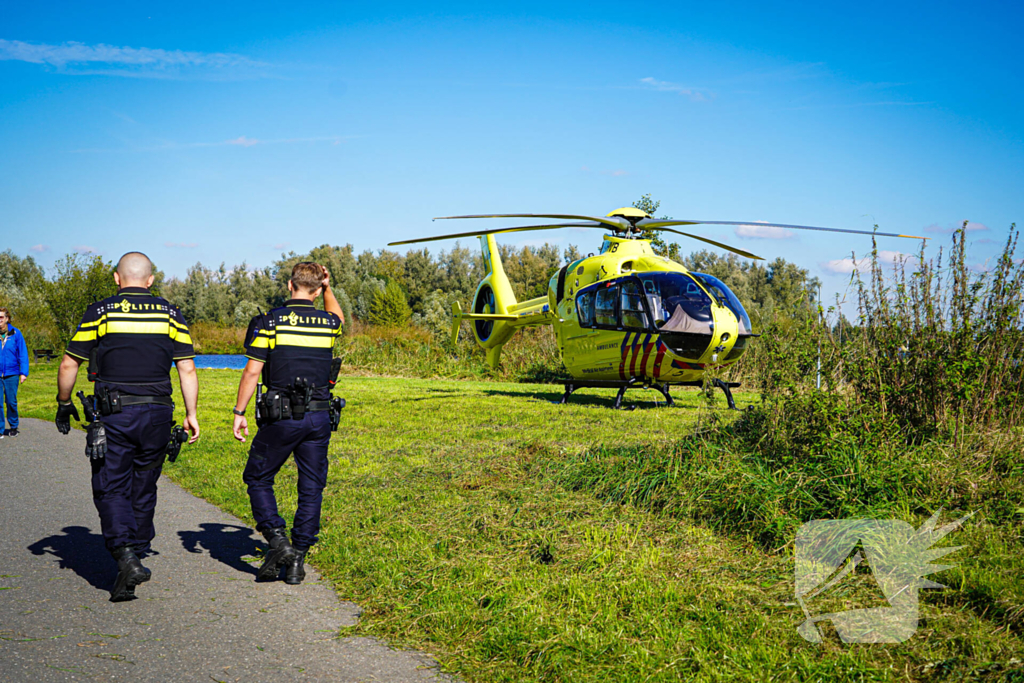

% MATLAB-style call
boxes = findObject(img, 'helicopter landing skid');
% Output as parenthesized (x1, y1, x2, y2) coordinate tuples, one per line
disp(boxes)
(560, 378, 741, 410)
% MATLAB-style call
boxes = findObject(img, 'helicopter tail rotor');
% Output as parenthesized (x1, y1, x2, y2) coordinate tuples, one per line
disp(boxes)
(466, 235, 519, 366)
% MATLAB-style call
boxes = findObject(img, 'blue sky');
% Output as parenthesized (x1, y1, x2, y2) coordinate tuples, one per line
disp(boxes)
(2, 1, 1022, 305)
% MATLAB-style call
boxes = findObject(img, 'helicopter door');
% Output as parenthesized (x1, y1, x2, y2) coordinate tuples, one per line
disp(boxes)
(564, 285, 621, 379)
(594, 285, 618, 328)
(620, 281, 649, 331)
(620, 280, 656, 378)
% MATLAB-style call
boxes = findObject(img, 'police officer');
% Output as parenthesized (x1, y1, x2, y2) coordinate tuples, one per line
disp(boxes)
(232, 261, 343, 584)
(55, 252, 200, 602)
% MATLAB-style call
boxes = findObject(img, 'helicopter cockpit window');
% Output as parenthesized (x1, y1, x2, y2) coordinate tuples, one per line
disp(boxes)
(692, 273, 753, 335)
(576, 290, 595, 327)
(639, 273, 713, 335)
(595, 286, 618, 327)
(620, 281, 648, 330)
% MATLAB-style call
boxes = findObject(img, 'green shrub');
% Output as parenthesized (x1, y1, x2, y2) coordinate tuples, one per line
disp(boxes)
(368, 281, 412, 327)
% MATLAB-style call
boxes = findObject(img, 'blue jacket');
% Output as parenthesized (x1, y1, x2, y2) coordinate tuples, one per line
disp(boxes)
(0, 325, 29, 378)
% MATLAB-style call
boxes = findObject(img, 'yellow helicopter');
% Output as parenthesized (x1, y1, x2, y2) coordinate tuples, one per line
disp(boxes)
(389, 208, 925, 408)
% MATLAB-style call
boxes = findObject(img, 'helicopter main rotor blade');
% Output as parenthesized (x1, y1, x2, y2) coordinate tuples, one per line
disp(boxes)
(435, 213, 629, 230)
(657, 227, 765, 260)
(388, 222, 606, 246)
(637, 218, 928, 241)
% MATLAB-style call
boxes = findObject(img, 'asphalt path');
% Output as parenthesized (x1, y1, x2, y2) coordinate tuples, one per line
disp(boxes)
(0, 418, 452, 682)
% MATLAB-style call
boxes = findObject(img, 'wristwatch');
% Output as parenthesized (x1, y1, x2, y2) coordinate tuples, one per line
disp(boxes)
(232, 407, 245, 416)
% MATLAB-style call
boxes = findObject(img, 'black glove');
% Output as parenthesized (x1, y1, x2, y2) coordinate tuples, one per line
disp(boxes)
(56, 402, 80, 435)
(85, 421, 107, 460)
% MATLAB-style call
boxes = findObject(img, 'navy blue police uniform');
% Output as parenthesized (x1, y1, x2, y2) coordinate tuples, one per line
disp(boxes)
(66, 287, 194, 554)
(242, 299, 342, 553)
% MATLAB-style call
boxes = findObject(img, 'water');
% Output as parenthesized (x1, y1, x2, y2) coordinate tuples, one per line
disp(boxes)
(193, 354, 248, 370)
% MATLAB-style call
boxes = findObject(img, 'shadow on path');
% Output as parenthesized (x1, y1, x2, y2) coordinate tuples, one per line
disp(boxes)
(27, 525, 112, 591)
(178, 523, 261, 577)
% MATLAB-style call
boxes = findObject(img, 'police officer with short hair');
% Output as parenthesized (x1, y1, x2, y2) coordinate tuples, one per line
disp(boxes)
(55, 252, 200, 602)
(232, 262, 344, 584)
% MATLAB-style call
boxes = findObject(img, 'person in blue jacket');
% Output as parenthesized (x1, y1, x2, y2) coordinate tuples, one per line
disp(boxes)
(0, 307, 29, 438)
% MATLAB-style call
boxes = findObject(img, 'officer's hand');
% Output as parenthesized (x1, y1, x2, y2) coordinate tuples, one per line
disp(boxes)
(233, 414, 249, 442)
(85, 422, 107, 460)
(321, 265, 331, 290)
(55, 402, 80, 435)
(184, 413, 200, 444)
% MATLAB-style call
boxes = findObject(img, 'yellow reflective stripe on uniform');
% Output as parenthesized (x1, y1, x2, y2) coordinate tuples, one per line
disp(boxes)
(108, 312, 172, 319)
(248, 336, 275, 349)
(79, 317, 106, 329)
(275, 331, 335, 348)
(170, 330, 193, 345)
(71, 329, 98, 342)
(105, 320, 171, 335)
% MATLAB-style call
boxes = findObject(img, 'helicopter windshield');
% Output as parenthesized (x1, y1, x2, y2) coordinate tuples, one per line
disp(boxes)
(691, 273, 753, 335)
(639, 273, 714, 335)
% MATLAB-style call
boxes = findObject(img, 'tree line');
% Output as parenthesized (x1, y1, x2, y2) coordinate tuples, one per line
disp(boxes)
(0, 196, 822, 353)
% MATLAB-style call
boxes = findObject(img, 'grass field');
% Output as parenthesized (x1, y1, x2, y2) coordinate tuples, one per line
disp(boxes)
(13, 362, 1024, 682)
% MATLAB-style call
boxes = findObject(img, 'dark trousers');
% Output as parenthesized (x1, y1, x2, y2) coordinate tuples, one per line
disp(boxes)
(1, 375, 19, 429)
(91, 404, 173, 552)
(243, 411, 331, 550)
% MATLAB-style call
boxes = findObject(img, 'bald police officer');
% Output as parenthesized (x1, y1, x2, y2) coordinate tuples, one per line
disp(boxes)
(55, 252, 200, 602)
(232, 262, 344, 584)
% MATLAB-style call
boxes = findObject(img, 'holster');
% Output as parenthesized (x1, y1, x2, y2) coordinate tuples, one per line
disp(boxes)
(136, 424, 189, 472)
(329, 397, 345, 432)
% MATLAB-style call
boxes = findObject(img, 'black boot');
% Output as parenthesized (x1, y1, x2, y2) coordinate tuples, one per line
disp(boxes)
(110, 546, 150, 602)
(284, 547, 307, 585)
(258, 527, 298, 581)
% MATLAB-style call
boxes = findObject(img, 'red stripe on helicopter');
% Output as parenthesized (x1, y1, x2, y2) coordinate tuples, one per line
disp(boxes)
(619, 332, 634, 380)
(653, 340, 667, 379)
(639, 334, 656, 377)
(671, 359, 705, 371)
(630, 333, 651, 377)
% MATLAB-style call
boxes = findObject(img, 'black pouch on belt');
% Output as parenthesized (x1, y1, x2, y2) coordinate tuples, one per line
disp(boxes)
(95, 387, 123, 416)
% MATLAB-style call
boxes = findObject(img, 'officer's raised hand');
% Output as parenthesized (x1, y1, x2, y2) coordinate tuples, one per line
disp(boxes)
(55, 400, 80, 435)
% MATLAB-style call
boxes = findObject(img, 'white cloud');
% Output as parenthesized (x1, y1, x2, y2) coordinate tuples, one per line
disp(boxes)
(640, 77, 712, 102)
(600, 169, 629, 177)
(734, 224, 795, 239)
(0, 39, 264, 77)
(226, 136, 259, 147)
(821, 250, 913, 274)
(165, 241, 198, 248)
(273, 243, 289, 250)
(74, 245, 99, 254)
(29, 244, 50, 253)
(0, 39, 259, 68)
